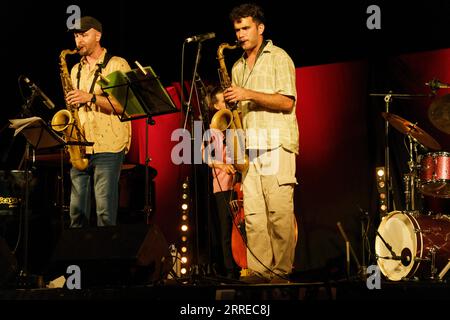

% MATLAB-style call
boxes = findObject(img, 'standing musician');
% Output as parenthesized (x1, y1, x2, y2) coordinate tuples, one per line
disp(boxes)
(65, 16, 132, 227)
(223, 3, 299, 283)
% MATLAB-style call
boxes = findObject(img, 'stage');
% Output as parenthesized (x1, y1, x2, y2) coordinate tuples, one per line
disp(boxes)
(2, 274, 450, 300)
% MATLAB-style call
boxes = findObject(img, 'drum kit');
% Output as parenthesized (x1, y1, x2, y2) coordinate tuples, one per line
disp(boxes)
(375, 91, 450, 282)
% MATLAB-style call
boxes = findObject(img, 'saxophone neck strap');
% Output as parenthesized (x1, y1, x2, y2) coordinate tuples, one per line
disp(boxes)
(89, 52, 113, 94)
(76, 52, 113, 94)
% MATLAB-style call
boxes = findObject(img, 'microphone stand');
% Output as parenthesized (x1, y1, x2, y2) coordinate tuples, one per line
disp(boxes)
(17, 90, 38, 285)
(182, 41, 203, 281)
(376, 230, 399, 260)
(358, 207, 369, 277)
(337, 222, 361, 280)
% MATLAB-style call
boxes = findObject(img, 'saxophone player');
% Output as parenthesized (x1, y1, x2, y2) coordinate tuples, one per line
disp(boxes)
(223, 4, 299, 284)
(65, 16, 132, 227)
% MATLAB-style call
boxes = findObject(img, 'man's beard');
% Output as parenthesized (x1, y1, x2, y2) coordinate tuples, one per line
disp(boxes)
(78, 47, 91, 56)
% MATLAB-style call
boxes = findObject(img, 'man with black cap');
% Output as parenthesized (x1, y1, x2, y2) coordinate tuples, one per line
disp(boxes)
(65, 16, 132, 227)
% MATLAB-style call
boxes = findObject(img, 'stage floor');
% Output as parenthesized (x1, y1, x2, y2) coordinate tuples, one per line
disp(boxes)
(1, 277, 450, 300)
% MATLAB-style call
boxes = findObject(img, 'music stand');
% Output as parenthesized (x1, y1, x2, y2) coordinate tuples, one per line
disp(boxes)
(9, 117, 66, 277)
(99, 64, 179, 219)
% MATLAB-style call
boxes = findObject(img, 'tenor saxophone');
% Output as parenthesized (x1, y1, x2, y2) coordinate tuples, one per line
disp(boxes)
(51, 49, 89, 171)
(211, 42, 248, 173)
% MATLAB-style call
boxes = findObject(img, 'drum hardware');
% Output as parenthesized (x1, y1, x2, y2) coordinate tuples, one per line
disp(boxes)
(405, 134, 424, 211)
(414, 257, 431, 262)
(438, 260, 450, 280)
(403, 172, 418, 211)
(430, 247, 438, 280)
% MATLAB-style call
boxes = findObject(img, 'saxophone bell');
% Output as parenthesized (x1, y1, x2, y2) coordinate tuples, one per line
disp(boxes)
(51, 109, 73, 132)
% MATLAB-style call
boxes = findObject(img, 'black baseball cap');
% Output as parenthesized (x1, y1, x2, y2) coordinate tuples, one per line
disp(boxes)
(68, 16, 102, 33)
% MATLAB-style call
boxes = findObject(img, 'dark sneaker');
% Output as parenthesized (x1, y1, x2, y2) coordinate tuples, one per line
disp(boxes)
(240, 271, 271, 284)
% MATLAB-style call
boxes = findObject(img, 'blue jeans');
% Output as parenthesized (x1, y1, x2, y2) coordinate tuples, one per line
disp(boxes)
(69, 151, 124, 227)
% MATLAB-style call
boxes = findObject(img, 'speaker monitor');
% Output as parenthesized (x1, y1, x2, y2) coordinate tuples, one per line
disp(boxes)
(0, 236, 17, 288)
(49, 224, 171, 287)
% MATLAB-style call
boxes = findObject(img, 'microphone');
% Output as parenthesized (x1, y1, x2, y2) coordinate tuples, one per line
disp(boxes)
(377, 248, 412, 267)
(425, 79, 450, 90)
(376, 230, 401, 260)
(400, 247, 412, 267)
(185, 32, 216, 43)
(23, 77, 55, 109)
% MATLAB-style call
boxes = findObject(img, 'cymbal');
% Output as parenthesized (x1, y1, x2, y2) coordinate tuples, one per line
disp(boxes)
(428, 94, 450, 134)
(382, 112, 441, 151)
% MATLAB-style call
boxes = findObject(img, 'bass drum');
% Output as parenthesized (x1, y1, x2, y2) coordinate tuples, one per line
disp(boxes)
(375, 211, 450, 281)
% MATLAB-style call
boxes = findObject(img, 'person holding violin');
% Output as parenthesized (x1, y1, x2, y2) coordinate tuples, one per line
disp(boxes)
(203, 86, 241, 280)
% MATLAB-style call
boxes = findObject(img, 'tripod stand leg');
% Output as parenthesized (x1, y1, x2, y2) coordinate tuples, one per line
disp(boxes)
(144, 116, 155, 223)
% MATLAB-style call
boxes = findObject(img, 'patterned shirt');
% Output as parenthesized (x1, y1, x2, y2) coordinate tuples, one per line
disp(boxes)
(202, 129, 235, 193)
(231, 40, 299, 154)
(70, 49, 132, 154)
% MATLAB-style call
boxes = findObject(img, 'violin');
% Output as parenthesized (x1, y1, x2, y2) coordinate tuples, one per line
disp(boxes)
(229, 181, 247, 269)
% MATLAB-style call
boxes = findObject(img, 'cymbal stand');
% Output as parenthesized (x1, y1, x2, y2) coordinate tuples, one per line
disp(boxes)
(383, 94, 393, 213)
(369, 91, 433, 215)
(404, 135, 419, 211)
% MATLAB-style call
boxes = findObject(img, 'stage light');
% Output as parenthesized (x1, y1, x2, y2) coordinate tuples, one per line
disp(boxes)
(377, 168, 385, 177)
(178, 176, 191, 277)
(376, 166, 388, 215)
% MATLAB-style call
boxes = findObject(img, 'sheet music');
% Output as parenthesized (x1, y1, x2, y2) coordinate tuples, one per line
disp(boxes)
(9, 117, 44, 136)
(9, 117, 65, 150)
(99, 66, 178, 121)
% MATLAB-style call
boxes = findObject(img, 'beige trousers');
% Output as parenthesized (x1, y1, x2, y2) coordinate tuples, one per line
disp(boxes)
(243, 147, 298, 278)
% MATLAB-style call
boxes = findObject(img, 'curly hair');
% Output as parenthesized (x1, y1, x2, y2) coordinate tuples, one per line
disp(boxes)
(207, 85, 224, 111)
(229, 3, 265, 25)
